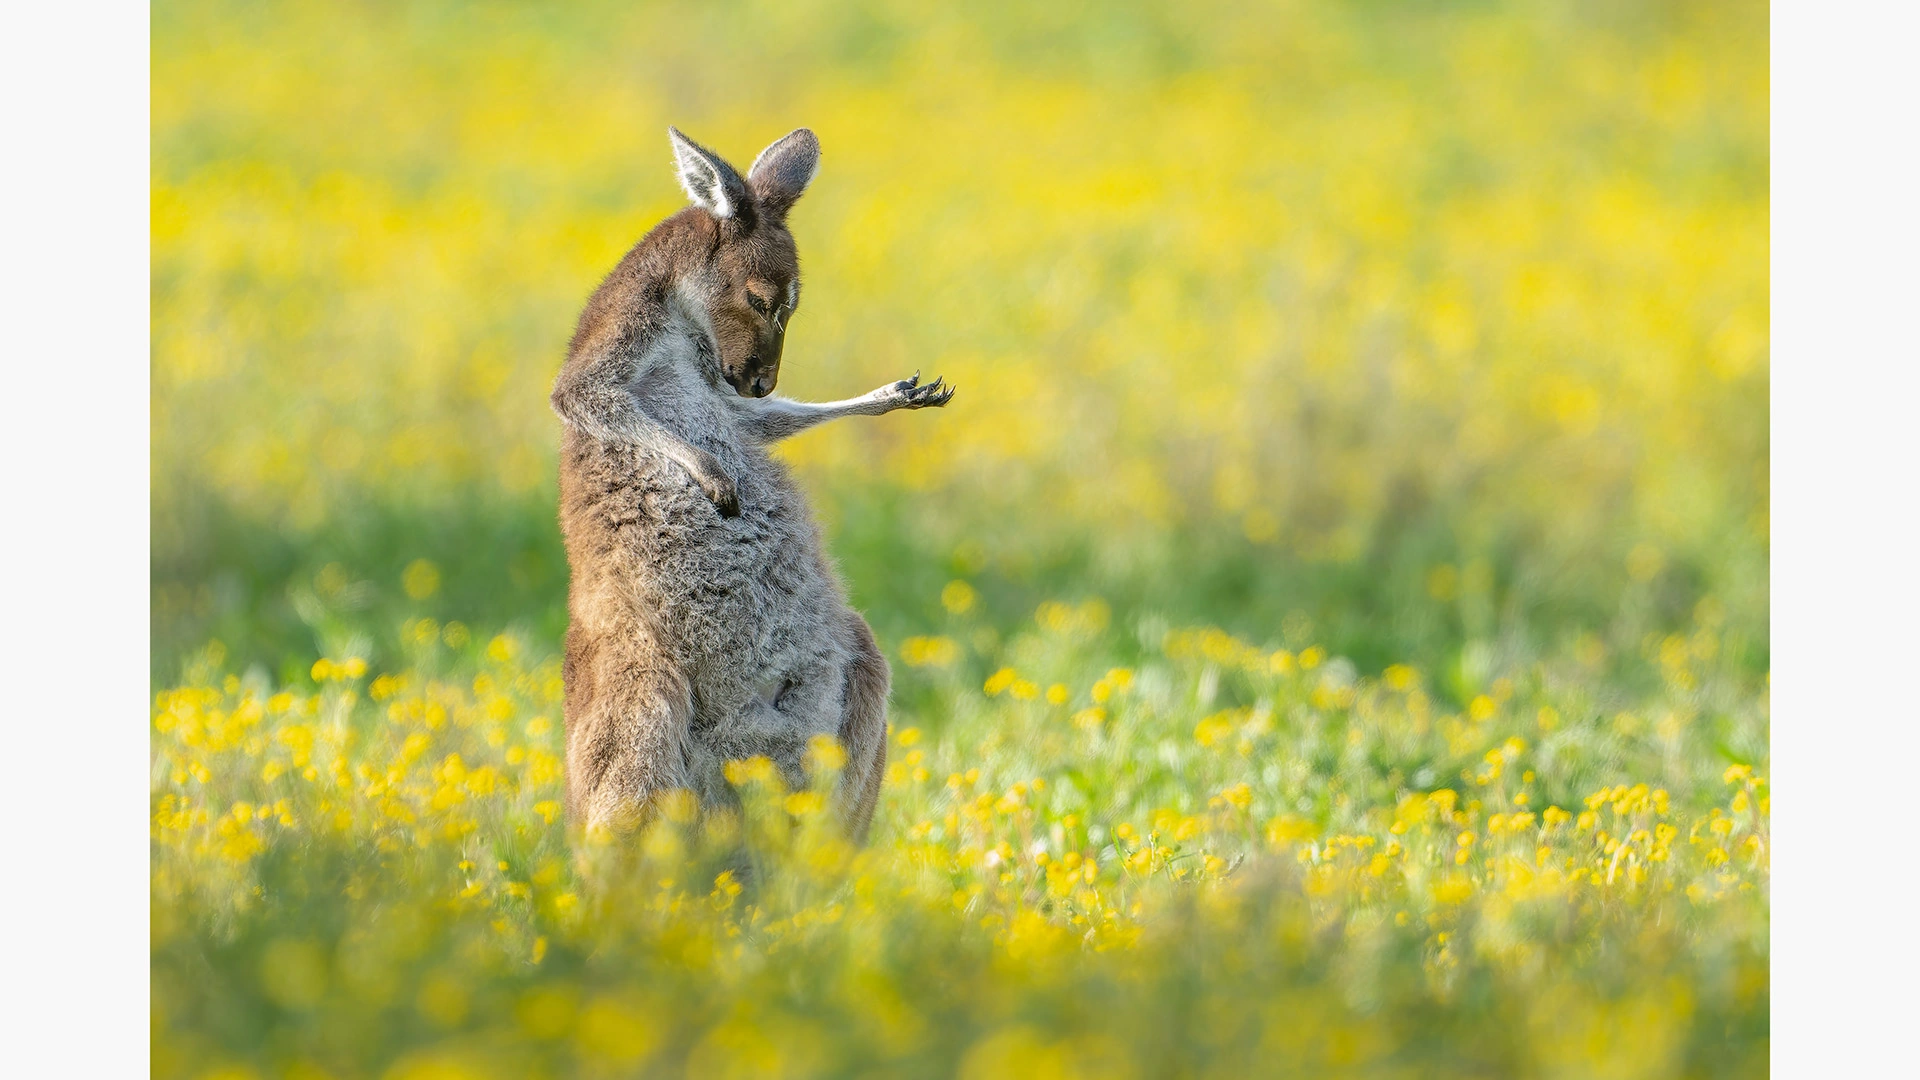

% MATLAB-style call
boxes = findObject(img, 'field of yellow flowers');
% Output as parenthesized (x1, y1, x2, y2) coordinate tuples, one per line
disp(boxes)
(152, 1, 1768, 1075)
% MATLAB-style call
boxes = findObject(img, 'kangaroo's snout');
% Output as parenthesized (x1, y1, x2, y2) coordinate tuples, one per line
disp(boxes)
(725, 359, 778, 398)
(726, 322, 784, 397)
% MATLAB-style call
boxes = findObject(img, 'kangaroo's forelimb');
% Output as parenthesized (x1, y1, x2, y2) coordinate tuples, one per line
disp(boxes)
(552, 335, 742, 516)
(738, 372, 954, 443)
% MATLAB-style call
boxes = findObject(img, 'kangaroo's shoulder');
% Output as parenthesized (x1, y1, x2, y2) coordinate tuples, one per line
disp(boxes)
(564, 209, 717, 368)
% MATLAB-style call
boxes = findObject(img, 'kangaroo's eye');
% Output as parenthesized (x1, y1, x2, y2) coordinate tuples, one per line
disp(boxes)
(746, 293, 770, 315)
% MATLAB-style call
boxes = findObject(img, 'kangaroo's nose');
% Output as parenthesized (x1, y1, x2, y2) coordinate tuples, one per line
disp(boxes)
(751, 374, 774, 397)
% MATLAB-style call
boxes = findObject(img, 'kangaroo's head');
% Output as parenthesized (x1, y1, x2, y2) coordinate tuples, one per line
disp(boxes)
(667, 126, 820, 398)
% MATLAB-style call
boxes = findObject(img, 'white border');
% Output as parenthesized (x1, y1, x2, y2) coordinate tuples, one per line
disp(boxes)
(1773, 0, 1920, 1073)
(0, 3, 151, 1073)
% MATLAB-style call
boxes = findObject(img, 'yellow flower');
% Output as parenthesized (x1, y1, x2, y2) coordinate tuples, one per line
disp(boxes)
(1194, 712, 1236, 748)
(941, 580, 976, 615)
(487, 635, 516, 663)
(902, 636, 961, 668)
(723, 756, 778, 786)
(402, 559, 442, 599)
(806, 734, 847, 772)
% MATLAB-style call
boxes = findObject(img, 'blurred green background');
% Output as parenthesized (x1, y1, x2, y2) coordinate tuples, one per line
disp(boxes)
(152, 0, 1767, 699)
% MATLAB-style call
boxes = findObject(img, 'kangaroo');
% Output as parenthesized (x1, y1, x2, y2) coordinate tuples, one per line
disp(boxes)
(551, 127, 952, 844)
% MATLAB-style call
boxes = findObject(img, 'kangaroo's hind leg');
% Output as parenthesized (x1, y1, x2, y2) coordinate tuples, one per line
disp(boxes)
(835, 612, 892, 844)
(563, 622, 697, 834)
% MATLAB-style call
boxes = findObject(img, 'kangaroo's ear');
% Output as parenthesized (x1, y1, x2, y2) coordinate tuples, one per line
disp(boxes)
(747, 128, 820, 221)
(668, 127, 751, 220)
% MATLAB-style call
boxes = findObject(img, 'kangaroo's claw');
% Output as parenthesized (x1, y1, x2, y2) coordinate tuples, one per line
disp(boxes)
(900, 374, 954, 408)
(701, 471, 741, 517)
(685, 449, 741, 517)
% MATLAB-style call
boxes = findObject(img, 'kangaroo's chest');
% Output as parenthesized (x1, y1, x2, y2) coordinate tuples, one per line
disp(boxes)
(618, 372, 835, 648)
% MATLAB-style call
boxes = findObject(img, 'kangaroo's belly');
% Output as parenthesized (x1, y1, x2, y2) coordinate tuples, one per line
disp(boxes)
(564, 436, 854, 754)
(669, 463, 852, 777)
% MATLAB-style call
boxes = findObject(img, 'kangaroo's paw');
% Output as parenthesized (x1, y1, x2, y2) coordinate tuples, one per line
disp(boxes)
(891, 372, 955, 409)
(699, 471, 741, 518)
(685, 450, 741, 517)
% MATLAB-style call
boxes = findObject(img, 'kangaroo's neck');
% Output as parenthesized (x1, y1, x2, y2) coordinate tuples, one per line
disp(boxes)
(661, 278, 728, 394)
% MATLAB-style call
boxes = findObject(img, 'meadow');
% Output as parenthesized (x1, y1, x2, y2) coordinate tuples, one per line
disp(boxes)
(152, 1, 1769, 1075)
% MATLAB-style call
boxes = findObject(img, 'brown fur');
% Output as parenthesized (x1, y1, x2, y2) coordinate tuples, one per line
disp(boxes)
(550, 128, 951, 843)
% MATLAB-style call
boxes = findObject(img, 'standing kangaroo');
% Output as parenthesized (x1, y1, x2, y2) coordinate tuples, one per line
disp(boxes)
(551, 127, 952, 843)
